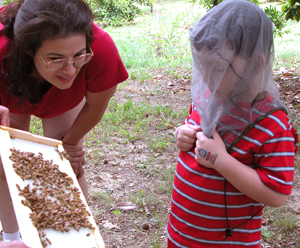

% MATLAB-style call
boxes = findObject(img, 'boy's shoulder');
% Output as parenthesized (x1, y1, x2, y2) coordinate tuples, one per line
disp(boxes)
(255, 108, 294, 130)
(246, 107, 298, 145)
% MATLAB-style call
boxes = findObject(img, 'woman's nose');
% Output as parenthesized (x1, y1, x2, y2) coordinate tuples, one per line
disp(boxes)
(62, 61, 76, 75)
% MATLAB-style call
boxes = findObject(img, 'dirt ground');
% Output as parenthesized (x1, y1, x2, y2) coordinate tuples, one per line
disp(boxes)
(85, 68, 192, 248)
(84, 67, 300, 248)
(0, 68, 298, 247)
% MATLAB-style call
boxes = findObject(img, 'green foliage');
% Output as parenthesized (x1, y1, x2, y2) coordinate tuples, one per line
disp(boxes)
(90, 0, 153, 26)
(190, 0, 259, 11)
(189, 0, 286, 37)
(282, 0, 300, 21)
(264, 5, 286, 37)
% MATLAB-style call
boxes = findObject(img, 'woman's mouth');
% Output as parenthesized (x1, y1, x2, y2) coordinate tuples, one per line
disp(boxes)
(57, 75, 74, 82)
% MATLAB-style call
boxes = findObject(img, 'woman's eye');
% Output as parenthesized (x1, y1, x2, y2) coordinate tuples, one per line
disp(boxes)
(49, 57, 62, 61)
(75, 51, 86, 57)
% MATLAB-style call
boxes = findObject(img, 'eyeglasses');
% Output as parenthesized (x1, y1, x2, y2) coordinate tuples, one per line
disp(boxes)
(38, 46, 94, 71)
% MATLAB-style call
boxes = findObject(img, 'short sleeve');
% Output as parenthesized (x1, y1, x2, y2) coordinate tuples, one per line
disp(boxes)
(255, 111, 298, 195)
(85, 23, 128, 92)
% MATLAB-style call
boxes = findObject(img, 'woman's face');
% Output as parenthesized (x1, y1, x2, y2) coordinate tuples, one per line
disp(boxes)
(33, 34, 87, 90)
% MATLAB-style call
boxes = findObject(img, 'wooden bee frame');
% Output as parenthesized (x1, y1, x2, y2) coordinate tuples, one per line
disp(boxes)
(0, 126, 105, 248)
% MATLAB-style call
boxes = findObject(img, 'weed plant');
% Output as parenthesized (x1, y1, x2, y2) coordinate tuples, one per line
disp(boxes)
(263, 206, 300, 244)
(98, 97, 186, 148)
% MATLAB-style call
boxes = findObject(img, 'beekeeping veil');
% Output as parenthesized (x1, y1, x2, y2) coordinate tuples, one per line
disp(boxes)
(190, 0, 285, 141)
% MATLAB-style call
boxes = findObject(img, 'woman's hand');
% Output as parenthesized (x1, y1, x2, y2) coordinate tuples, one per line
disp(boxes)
(194, 130, 227, 169)
(53, 132, 85, 178)
(0, 106, 10, 126)
(0, 241, 31, 248)
(175, 124, 202, 151)
(62, 142, 85, 179)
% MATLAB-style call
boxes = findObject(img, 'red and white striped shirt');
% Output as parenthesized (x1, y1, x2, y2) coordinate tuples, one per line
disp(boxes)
(167, 102, 298, 247)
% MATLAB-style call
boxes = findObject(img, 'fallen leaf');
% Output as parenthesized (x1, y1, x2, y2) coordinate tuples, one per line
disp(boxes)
(282, 73, 293, 77)
(114, 202, 137, 210)
(102, 220, 121, 230)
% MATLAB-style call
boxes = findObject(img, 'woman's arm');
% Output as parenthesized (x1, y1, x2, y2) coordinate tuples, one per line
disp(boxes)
(62, 85, 117, 145)
(195, 131, 288, 207)
(61, 86, 117, 178)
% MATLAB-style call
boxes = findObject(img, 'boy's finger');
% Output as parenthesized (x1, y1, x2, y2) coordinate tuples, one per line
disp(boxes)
(187, 124, 201, 131)
(211, 130, 222, 142)
(196, 131, 207, 140)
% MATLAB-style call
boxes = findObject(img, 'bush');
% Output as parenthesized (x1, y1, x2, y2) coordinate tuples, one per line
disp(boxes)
(90, 0, 153, 26)
(190, 0, 286, 37)
(264, 4, 286, 37)
(282, 0, 300, 21)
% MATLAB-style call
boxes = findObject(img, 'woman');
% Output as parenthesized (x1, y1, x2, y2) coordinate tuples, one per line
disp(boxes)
(0, 0, 128, 242)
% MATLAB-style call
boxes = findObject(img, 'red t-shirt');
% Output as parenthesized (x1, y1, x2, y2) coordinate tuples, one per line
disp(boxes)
(167, 101, 298, 247)
(0, 22, 128, 118)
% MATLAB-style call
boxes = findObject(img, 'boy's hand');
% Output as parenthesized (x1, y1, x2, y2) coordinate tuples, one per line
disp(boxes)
(175, 124, 202, 151)
(194, 130, 227, 169)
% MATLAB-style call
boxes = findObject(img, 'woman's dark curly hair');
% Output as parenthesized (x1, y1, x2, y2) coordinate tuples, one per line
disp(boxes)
(0, 0, 94, 105)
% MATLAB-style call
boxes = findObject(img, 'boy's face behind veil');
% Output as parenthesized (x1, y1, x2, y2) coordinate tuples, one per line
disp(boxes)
(189, 0, 284, 138)
(197, 46, 249, 102)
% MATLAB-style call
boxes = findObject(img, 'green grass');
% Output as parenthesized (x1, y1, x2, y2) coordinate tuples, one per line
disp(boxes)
(30, 116, 43, 136)
(263, 206, 300, 244)
(103, 0, 300, 77)
(105, 0, 205, 71)
(95, 97, 187, 149)
(274, 19, 300, 68)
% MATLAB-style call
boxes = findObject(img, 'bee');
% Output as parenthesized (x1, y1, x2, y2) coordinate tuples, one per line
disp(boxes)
(46, 238, 51, 245)
(16, 184, 21, 190)
(9, 149, 96, 242)
(41, 240, 47, 248)
(39, 231, 46, 238)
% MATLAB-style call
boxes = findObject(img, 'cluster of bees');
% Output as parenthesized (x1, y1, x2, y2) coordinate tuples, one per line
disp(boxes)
(9, 148, 95, 248)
